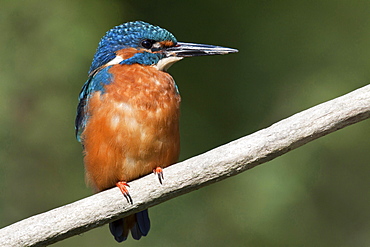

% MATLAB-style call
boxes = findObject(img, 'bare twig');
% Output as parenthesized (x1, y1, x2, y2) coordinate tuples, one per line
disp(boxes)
(1, 84, 370, 247)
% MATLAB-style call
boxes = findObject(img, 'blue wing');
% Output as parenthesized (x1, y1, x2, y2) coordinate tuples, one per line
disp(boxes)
(75, 66, 113, 142)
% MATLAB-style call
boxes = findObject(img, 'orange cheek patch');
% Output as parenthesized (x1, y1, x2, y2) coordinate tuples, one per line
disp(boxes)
(159, 40, 175, 47)
(116, 48, 143, 60)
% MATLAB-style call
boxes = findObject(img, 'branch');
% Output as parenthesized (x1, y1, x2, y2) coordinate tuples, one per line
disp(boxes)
(1, 84, 370, 246)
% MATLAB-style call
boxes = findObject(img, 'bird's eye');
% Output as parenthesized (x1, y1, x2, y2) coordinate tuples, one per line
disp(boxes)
(141, 39, 154, 49)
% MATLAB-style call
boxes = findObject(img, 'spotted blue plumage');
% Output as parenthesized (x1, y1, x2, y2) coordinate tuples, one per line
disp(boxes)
(89, 21, 177, 75)
(75, 66, 113, 141)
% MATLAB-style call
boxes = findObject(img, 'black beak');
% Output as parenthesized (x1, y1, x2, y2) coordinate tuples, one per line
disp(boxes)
(165, 42, 238, 57)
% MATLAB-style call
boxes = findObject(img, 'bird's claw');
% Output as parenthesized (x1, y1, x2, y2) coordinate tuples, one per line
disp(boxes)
(116, 181, 133, 204)
(153, 167, 164, 184)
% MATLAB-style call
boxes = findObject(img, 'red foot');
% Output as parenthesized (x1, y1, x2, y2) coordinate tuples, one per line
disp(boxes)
(153, 167, 164, 184)
(116, 181, 133, 204)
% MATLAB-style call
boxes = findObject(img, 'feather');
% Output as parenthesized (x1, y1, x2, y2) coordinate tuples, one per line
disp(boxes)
(109, 210, 150, 243)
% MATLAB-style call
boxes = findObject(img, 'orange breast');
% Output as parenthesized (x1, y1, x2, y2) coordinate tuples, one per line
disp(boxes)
(81, 64, 181, 192)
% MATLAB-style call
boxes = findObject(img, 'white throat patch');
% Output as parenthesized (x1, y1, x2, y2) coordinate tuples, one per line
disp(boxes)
(154, 56, 183, 71)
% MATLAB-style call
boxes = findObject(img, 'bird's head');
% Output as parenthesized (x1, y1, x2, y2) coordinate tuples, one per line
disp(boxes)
(89, 21, 238, 76)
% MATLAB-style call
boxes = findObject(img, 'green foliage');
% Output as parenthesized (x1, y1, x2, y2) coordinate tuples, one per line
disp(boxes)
(1, 1, 369, 246)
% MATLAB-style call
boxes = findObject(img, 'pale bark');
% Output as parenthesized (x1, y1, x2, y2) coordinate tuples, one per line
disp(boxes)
(1, 84, 370, 246)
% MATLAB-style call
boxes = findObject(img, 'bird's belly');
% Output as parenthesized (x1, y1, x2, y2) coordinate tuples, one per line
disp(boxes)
(82, 77, 180, 192)
(109, 101, 180, 179)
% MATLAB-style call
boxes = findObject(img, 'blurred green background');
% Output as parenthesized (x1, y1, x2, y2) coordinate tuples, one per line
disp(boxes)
(1, 1, 370, 246)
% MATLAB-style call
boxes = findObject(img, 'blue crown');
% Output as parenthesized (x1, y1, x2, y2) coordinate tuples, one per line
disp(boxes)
(89, 21, 177, 74)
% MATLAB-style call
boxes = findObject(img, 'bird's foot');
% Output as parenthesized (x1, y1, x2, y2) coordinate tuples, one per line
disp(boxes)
(153, 167, 164, 184)
(116, 181, 133, 204)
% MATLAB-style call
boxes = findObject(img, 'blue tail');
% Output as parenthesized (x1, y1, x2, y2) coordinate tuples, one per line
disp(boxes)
(109, 209, 150, 242)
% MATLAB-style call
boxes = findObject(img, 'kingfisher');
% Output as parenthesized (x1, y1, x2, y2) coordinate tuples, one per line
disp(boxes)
(75, 21, 238, 242)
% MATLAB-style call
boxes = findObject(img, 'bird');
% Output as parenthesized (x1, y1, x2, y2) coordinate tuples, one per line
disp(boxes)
(75, 20, 238, 243)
